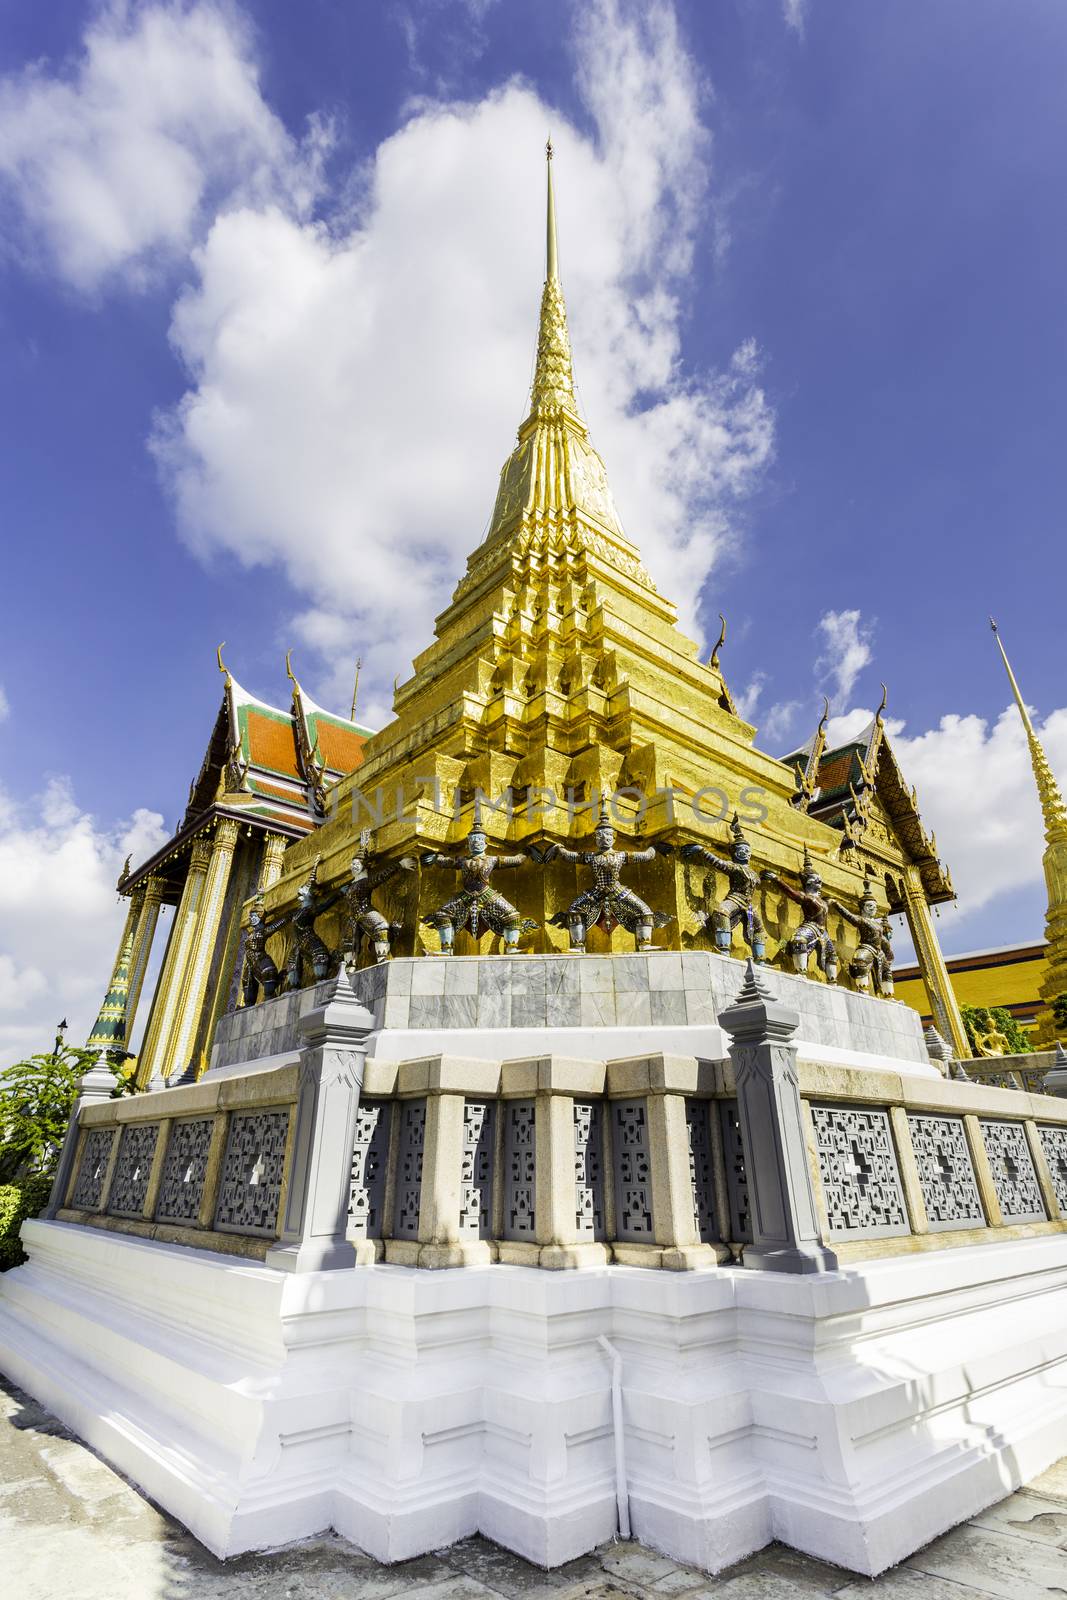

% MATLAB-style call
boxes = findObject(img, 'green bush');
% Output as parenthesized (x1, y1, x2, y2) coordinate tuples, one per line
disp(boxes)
(0, 1173, 53, 1271)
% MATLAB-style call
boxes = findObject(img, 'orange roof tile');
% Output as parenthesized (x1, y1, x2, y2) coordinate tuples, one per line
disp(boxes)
(244, 708, 301, 778)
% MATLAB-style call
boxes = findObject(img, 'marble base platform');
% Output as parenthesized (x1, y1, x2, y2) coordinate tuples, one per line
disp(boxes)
(3, 1221, 1066, 1576)
(211, 951, 933, 1078)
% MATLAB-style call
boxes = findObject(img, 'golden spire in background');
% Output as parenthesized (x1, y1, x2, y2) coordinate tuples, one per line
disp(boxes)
(990, 617, 1067, 1043)
(991, 619, 1067, 841)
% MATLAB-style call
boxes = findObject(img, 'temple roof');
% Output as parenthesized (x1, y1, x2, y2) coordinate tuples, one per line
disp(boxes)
(122, 654, 374, 899)
(784, 705, 955, 904)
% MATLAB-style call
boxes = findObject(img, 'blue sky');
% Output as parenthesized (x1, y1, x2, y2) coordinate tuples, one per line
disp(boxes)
(1, 0, 1065, 1056)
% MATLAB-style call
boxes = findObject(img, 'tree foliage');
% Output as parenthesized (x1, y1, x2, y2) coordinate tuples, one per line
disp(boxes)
(0, 1041, 126, 1184)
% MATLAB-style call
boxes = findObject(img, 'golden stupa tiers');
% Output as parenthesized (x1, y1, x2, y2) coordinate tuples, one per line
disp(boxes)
(991, 619, 1067, 1046)
(254, 143, 967, 1056)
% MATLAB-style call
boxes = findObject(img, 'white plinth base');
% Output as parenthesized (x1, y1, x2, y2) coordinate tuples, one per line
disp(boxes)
(3, 1222, 1067, 1576)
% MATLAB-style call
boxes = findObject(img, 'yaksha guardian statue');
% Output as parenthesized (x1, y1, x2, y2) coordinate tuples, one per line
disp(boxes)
(340, 831, 416, 964)
(680, 812, 765, 960)
(828, 874, 894, 996)
(421, 803, 537, 955)
(286, 859, 334, 989)
(242, 894, 284, 1005)
(540, 801, 672, 952)
(763, 848, 839, 982)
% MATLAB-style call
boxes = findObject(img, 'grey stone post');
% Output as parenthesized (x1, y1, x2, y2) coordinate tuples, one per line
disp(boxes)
(45, 1059, 117, 1218)
(266, 967, 375, 1273)
(718, 961, 838, 1274)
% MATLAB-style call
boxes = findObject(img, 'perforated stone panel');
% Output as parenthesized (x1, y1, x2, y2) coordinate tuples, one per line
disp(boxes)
(107, 1123, 160, 1218)
(1038, 1124, 1067, 1214)
(392, 1099, 426, 1240)
(213, 1109, 290, 1237)
(70, 1127, 116, 1211)
(348, 1101, 392, 1240)
(718, 1100, 751, 1243)
(979, 1120, 1046, 1223)
(613, 1099, 653, 1242)
(155, 1117, 214, 1225)
(906, 1113, 985, 1232)
(573, 1100, 605, 1239)
(503, 1099, 536, 1240)
(685, 1099, 718, 1243)
(810, 1104, 909, 1240)
(460, 1100, 495, 1239)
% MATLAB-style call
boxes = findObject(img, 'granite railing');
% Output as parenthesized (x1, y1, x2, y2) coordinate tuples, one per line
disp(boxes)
(43, 966, 1067, 1272)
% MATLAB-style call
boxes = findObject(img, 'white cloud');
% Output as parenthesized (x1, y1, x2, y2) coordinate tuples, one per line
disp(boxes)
(816, 608, 875, 707)
(151, 0, 774, 719)
(0, 778, 168, 1067)
(734, 671, 800, 748)
(0, 685, 9, 722)
(832, 698, 1067, 939)
(782, 0, 808, 37)
(0, 1, 322, 293)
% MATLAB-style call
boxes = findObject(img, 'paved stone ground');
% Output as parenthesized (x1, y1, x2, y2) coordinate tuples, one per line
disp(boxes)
(3, 1377, 1066, 1600)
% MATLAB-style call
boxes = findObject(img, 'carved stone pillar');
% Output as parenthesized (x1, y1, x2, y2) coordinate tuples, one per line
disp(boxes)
(718, 960, 838, 1274)
(266, 967, 374, 1272)
(135, 838, 213, 1087)
(160, 818, 241, 1082)
(902, 864, 970, 1059)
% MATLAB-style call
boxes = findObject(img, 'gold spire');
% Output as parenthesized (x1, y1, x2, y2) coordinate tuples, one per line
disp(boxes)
(990, 618, 1067, 841)
(531, 140, 575, 414)
(546, 138, 559, 281)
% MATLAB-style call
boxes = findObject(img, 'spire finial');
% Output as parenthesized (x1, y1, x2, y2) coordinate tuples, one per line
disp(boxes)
(710, 613, 727, 670)
(990, 617, 1035, 738)
(545, 136, 559, 282)
(285, 648, 297, 686)
(217, 642, 231, 686)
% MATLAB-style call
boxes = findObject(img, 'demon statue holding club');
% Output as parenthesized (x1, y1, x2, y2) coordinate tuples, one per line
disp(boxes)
(763, 847, 839, 982)
(680, 812, 765, 960)
(538, 798, 672, 953)
(828, 872, 895, 996)
(339, 830, 416, 964)
(421, 798, 538, 954)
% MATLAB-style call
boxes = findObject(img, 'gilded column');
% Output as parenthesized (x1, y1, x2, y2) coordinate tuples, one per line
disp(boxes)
(259, 831, 288, 891)
(158, 817, 241, 1082)
(85, 888, 142, 1055)
(135, 839, 213, 1087)
(902, 864, 970, 1060)
(125, 875, 164, 1046)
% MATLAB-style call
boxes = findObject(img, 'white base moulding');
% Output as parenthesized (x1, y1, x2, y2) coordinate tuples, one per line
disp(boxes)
(2, 1220, 1067, 1576)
